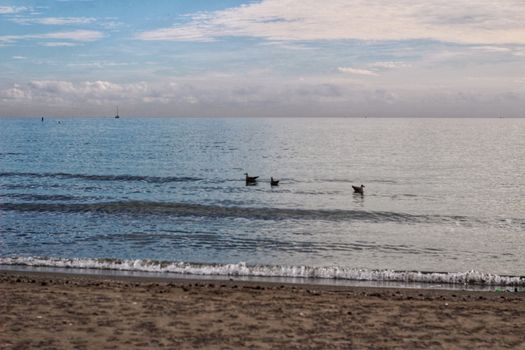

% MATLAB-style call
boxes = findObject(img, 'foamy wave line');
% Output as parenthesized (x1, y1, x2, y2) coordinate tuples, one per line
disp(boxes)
(1, 257, 524, 286)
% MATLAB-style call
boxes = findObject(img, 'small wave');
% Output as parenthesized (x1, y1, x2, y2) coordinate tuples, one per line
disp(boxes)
(321, 179, 357, 184)
(0, 152, 24, 156)
(1, 257, 524, 287)
(0, 200, 458, 224)
(2, 200, 522, 228)
(1, 193, 89, 201)
(321, 178, 397, 184)
(0, 172, 202, 184)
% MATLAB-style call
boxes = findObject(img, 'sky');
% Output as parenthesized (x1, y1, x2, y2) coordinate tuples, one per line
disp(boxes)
(0, 0, 524, 117)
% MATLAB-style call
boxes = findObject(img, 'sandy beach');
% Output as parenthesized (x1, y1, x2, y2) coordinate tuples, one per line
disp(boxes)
(1, 271, 524, 349)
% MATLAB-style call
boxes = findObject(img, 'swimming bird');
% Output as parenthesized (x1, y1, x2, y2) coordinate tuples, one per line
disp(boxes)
(270, 177, 279, 186)
(352, 184, 365, 194)
(245, 173, 258, 184)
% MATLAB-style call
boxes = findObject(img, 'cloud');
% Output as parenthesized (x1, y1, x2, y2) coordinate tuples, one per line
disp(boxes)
(1, 75, 524, 117)
(470, 46, 512, 53)
(0, 84, 30, 100)
(67, 61, 130, 68)
(258, 41, 314, 50)
(0, 6, 28, 14)
(0, 80, 156, 105)
(0, 78, 352, 108)
(11, 16, 96, 25)
(137, 0, 525, 45)
(39, 42, 80, 47)
(0, 30, 104, 44)
(12, 56, 27, 60)
(0, 80, 145, 108)
(368, 61, 410, 69)
(137, 26, 215, 42)
(338, 67, 378, 76)
(38, 30, 103, 41)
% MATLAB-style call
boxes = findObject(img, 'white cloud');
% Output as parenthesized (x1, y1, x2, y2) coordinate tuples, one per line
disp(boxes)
(39, 30, 103, 41)
(0, 30, 104, 44)
(368, 61, 410, 69)
(0, 80, 152, 105)
(471, 46, 512, 53)
(67, 61, 130, 68)
(138, 26, 215, 42)
(12, 56, 27, 60)
(338, 67, 378, 76)
(0, 84, 30, 99)
(0, 6, 28, 14)
(1, 75, 524, 117)
(137, 0, 525, 45)
(11, 16, 96, 25)
(0, 77, 349, 107)
(258, 41, 314, 51)
(99, 18, 124, 30)
(39, 42, 80, 47)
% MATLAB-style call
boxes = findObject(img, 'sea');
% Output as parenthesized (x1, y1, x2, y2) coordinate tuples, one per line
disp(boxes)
(1, 117, 524, 290)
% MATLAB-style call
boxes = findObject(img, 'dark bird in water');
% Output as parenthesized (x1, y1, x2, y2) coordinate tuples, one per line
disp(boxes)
(245, 173, 258, 184)
(352, 184, 365, 194)
(270, 177, 279, 186)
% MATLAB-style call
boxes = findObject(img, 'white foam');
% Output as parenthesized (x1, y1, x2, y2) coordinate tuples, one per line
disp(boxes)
(1, 256, 524, 286)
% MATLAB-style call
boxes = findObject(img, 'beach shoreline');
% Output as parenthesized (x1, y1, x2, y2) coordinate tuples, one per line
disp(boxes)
(1, 270, 524, 349)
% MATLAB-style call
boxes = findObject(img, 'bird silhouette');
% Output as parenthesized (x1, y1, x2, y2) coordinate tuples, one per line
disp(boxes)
(245, 173, 259, 185)
(352, 184, 365, 194)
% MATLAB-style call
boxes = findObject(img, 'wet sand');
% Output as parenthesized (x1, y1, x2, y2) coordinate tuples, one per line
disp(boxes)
(1, 270, 524, 349)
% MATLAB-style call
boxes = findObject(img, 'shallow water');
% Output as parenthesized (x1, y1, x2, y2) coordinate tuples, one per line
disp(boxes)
(1, 117, 524, 285)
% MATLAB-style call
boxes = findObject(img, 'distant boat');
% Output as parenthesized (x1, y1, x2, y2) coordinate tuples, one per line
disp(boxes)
(115, 106, 120, 119)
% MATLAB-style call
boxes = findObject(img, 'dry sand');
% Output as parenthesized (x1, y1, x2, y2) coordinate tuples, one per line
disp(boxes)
(1, 270, 524, 349)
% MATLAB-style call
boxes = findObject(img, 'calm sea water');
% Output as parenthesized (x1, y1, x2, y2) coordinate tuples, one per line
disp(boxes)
(1, 117, 524, 286)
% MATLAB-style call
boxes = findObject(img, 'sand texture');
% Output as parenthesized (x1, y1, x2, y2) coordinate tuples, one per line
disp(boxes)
(1, 271, 524, 349)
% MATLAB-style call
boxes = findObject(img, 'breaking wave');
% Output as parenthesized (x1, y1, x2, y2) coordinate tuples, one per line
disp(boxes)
(1, 257, 524, 287)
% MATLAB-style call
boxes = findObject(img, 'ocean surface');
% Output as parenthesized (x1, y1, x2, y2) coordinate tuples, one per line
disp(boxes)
(1, 117, 524, 288)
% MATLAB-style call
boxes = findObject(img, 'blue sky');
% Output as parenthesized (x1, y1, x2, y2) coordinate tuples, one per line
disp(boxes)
(1, 0, 524, 117)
